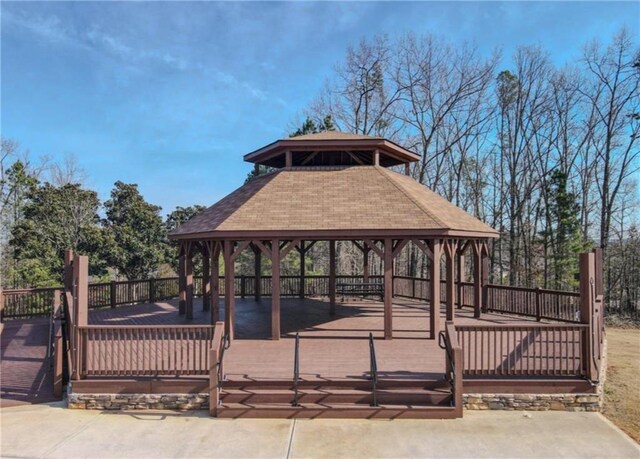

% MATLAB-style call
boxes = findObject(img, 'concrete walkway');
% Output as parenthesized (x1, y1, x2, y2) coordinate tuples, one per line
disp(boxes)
(1, 403, 638, 458)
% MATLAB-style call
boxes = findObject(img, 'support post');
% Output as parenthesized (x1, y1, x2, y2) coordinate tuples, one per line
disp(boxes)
(211, 243, 220, 324)
(329, 240, 336, 315)
(299, 241, 305, 299)
(149, 278, 156, 304)
(457, 250, 465, 309)
(473, 242, 482, 318)
(429, 240, 441, 339)
(383, 238, 393, 339)
(209, 347, 219, 417)
(481, 242, 489, 313)
(363, 244, 370, 283)
(110, 281, 117, 308)
(75, 255, 89, 378)
(223, 241, 235, 340)
(202, 248, 211, 311)
(64, 249, 74, 291)
(254, 245, 262, 301)
(186, 251, 194, 320)
(271, 239, 281, 340)
(579, 252, 595, 380)
(445, 242, 455, 322)
(178, 254, 186, 315)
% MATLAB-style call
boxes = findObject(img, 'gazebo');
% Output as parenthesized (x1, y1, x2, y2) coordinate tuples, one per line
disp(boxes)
(168, 131, 498, 341)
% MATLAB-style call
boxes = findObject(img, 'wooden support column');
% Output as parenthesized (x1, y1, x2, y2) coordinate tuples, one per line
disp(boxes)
(299, 241, 305, 299)
(383, 238, 393, 339)
(202, 246, 211, 312)
(329, 240, 336, 315)
(210, 242, 220, 324)
(363, 245, 370, 283)
(178, 253, 186, 315)
(429, 240, 442, 339)
(481, 241, 489, 313)
(254, 245, 262, 301)
(473, 242, 482, 318)
(271, 239, 281, 340)
(457, 247, 465, 309)
(74, 255, 89, 378)
(185, 250, 194, 320)
(445, 241, 455, 322)
(223, 240, 235, 340)
(579, 251, 595, 380)
(64, 249, 74, 291)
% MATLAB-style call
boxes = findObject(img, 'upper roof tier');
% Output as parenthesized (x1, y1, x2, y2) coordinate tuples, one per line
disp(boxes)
(244, 131, 421, 168)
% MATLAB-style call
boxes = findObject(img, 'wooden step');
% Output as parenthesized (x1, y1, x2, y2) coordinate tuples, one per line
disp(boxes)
(216, 402, 459, 419)
(220, 388, 452, 405)
(222, 377, 450, 391)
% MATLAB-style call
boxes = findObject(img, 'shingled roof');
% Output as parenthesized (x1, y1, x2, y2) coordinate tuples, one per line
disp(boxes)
(169, 166, 498, 239)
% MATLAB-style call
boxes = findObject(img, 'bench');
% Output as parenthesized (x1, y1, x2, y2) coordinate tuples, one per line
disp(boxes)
(336, 282, 384, 301)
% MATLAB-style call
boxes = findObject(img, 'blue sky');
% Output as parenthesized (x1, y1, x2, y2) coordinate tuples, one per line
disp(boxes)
(2, 1, 638, 214)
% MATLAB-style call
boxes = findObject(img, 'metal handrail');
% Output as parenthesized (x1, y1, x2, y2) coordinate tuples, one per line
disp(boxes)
(293, 333, 300, 407)
(368, 332, 378, 407)
(438, 331, 455, 406)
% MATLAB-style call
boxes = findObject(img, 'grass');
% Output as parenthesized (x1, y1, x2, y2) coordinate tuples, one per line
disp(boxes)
(602, 327, 640, 444)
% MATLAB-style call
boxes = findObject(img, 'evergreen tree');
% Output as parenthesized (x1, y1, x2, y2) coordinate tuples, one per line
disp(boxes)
(103, 181, 166, 280)
(10, 182, 106, 286)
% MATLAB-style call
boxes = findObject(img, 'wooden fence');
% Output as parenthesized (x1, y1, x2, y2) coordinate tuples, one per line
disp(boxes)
(485, 285, 581, 323)
(1, 274, 581, 324)
(1, 287, 61, 320)
(77, 325, 216, 377)
(455, 323, 588, 377)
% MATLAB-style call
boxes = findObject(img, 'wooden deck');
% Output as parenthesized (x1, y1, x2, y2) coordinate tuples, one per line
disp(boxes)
(87, 296, 559, 383)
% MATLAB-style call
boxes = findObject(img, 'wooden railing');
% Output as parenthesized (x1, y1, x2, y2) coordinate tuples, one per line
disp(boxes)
(1, 275, 580, 326)
(393, 276, 581, 324)
(486, 285, 580, 323)
(393, 276, 475, 307)
(77, 325, 216, 377)
(455, 323, 588, 377)
(1, 287, 61, 320)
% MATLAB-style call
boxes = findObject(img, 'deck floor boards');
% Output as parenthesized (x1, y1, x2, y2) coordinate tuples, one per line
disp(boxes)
(87, 297, 570, 381)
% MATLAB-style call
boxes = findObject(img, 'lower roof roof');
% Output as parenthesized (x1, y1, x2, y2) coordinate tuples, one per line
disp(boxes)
(169, 166, 498, 239)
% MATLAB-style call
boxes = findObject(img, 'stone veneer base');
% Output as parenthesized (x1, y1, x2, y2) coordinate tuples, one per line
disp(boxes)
(67, 393, 210, 411)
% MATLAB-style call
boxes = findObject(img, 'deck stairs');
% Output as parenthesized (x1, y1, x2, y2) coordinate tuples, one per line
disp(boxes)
(216, 377, 458, 419)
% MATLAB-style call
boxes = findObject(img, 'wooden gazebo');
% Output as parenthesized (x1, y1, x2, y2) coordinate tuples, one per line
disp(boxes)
(168, 132, 498, 341)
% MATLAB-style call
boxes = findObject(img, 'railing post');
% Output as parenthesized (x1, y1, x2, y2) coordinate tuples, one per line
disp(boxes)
(535, 287, 541, 321)
(149, 278, 156, 303)
(579, 252, 595, 380)
(240, 275, 246, 299)
(209, 347, 219, 416)
(110, 281, 117, 309)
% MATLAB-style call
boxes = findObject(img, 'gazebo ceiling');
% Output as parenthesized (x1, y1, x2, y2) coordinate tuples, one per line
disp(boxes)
(244, 131, 421, 168)
(168, 166, 499, 240)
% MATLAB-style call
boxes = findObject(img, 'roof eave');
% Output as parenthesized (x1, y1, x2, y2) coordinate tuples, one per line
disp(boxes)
(243, 139, 421, 164)
(168, 228, 499, 241)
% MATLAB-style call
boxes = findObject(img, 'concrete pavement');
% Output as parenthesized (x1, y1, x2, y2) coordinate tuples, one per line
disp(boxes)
(1, 403, 638, 458)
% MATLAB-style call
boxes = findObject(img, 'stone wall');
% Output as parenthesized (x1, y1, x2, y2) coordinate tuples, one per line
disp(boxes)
(463, 393, 601, 411)
(68, 393, 209, 410)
